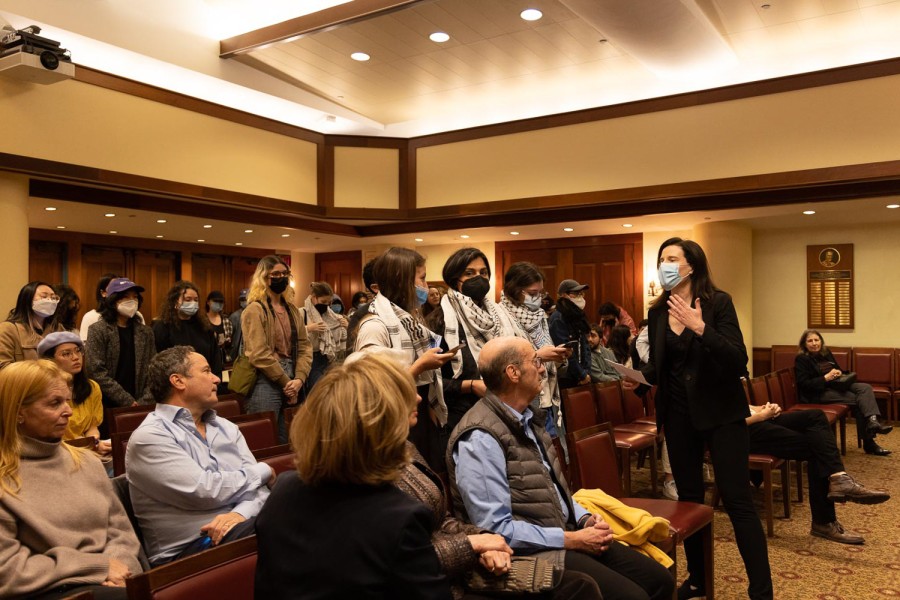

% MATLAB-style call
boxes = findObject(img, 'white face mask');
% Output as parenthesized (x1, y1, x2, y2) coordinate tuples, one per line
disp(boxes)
(523, 293, 543, 311)
(571, 297, 586, 310)
(32, 299, 59, 318)
(117, 299, 139, 318)
(178, 301, 199, 316)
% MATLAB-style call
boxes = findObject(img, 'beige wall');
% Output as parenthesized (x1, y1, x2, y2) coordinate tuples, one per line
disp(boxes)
(753, 221, 900, 349)
(1, 78, 318, 204)
(417, 75, 900, 208)
(289, 251, 316, 307)
(334, 147, 399, 209)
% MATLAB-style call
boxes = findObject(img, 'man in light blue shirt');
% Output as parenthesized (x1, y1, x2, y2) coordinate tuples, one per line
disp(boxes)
(448, 337, 673, 600)
(126, 346, 274, 566)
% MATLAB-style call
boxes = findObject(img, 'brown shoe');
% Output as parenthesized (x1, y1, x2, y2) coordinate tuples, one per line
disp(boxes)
(828, 473, 891, 504)
(811, 521, 864, 545)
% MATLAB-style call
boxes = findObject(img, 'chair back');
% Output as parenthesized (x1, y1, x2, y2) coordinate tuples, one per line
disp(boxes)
(284, 406, 300, 429)
(741, 377, 752, 404)
(112, 431, 133, 477)
(770, 345, 798, 372)
(749, 376, 769, 406)
(765, 373, 785, 409)
(252, 444, 295, 476)
(830, 347, 852, 371)
(594, 381, 626, 426)
(566, 422, 623, 496)
(621, 385, 646, 423)
(227, 412, 278, 451)
(560, 384, 599, 433)
(213, 399, 242, 418)
(107, 404, 155, 436)
(125, 536, 258, 600)
(851, 347, 893, 386)
(776, 369, 798, 408)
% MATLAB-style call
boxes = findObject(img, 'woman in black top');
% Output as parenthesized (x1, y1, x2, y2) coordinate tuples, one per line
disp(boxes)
(794, 329, 891, 455)
(641, 237, 772, 600)
(152, 281, 222, 380)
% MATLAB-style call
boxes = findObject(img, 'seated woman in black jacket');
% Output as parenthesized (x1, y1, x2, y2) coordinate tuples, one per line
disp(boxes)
(794, 329, 892, 455)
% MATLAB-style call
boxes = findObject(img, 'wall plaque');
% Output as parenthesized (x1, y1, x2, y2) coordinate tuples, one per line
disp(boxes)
(807, 244, 853, 329)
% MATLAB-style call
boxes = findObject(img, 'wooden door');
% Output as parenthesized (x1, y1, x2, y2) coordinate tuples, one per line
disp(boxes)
(232, 256, 260, 303)
(496, 234, 642, 323)
(80, 246, 128, 318)
(29, 240, 65, 287)
(315, 251, 362, 306)
(133, 250, 179, 323)
(192, 254, 229, 308)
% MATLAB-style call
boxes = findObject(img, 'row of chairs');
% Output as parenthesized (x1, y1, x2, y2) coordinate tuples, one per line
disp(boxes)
(561, 381, 659, 496)
(769, 345, 899, 420)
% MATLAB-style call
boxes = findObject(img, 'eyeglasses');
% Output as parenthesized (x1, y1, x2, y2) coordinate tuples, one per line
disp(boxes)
(36, 294, 61, 302)
(57, 347, 84, 360)
(512, 355, 543, 370)
(566, 292, 585, 299)
(268, 271, 291, 280)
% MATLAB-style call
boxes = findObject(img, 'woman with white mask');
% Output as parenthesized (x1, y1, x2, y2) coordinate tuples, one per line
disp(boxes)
(85, 278, 156, 406)
(152, 281, 223, 381)
(0, 281, 64, 370)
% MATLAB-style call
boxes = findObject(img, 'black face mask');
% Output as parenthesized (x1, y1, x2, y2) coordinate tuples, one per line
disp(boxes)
(460, 276, 490, 304)
(269, 278, 289, 294)
(314, 303, 328, 315)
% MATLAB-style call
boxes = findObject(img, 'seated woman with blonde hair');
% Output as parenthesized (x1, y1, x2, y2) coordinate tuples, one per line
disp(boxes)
(0, 360, 142, 599)
(254, 353, 452, 599)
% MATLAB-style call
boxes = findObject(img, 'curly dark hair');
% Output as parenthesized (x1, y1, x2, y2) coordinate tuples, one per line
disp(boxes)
(157, 281, 210, 330)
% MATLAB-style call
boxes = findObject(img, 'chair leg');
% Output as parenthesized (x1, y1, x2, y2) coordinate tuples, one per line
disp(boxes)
(795, 460, 804, 503)
(838, 418, 846, 456)
(762, 467, 774, 537)
(649, 443, 658, 497)
(622, 450, 633, 497)
(780, 463, 791, 520)
(701, 522, 715, 600)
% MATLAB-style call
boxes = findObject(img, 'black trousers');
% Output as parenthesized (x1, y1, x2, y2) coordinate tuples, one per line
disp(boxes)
(818, 383, 881, 440)
(748, 409, 844, 525)
(563, 543, 674, 600)
(665, 412, 773, 600)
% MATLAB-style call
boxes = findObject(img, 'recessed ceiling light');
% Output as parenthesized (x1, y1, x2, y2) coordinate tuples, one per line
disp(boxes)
(109, 230, 117, 234)
(622, 223, 633, 228)
(197, 239, 205, 242)
(460, 234, 470, 239)
(563, 227, 574, 232)
(760, 3, 771, 9)
(510, 231, 520, 236)
(351, 52, 370, 62)
(244, 229, 253, 233)
(414, 238, 424, 242)
(429, 32, 450, 43)
(157, 219, 167, 223)
(520, 8, 542, 21)
(281, 234, 290, 238)
(105, 213, 115, 217)
(802, 210, 816, 215)
(56, 225, 66, 229)
(235, 242, 243, 246)
(203, 224, 212, 229)
(156, 235, 164, 238)
(887, 204, 900, 209)
(44, 206, 57, 211)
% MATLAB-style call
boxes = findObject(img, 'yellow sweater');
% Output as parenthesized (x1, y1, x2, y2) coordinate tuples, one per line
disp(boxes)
(573, 488, 674, 568)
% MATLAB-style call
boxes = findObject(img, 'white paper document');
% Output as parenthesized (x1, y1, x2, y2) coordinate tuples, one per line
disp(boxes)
(609, 361, 649, 385)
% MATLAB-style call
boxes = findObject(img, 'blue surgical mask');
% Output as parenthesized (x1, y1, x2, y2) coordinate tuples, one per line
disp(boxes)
(209, 301, 224, 313)
(331, 303, 343, 314)
(658, 262, 690, 291)
(179, 301, 199, 316)
(415, 285, 429, 306)
(523, 293, 543, 312)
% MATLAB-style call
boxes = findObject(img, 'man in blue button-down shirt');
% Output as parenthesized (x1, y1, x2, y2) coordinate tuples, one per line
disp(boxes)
(448, 337, 673, 600)
(126, 346, 274, 566)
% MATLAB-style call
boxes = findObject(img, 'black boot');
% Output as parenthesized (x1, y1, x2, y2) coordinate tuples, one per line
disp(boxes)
(866, 415, 893, 435)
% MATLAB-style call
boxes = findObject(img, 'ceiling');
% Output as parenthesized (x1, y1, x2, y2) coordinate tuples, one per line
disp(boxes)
(5, 0, 900, 250)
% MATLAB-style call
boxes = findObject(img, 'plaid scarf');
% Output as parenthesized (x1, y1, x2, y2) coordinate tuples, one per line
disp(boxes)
(442, 290, 504, 379)
(304, 296, 347, 362)
(371, 294, 447, 425)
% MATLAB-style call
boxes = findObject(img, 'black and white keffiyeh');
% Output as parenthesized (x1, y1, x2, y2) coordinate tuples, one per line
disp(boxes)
(304, 296, 347, 362)
(441, 290, 504, 379)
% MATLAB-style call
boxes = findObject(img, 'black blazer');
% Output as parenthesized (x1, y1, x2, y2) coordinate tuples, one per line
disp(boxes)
(794, 351, 837, 403)
(255, 473, 452, 600)
(642, 290, 749, 431)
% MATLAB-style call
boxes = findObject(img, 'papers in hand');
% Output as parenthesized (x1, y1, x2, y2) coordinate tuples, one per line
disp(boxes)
(609, 362, 649, 385)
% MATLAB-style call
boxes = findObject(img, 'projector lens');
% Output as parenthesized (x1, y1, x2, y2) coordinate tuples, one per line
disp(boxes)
(40, 51, 59, 70)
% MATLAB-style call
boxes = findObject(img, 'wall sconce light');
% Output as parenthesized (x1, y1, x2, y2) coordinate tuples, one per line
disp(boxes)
(648, 280, 659, 297)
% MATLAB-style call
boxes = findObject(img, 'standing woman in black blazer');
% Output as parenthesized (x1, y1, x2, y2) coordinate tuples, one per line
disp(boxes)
(641, 238, 772, 600)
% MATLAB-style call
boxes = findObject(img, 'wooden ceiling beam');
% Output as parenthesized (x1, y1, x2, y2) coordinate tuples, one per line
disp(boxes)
(219, 0, 425, 58)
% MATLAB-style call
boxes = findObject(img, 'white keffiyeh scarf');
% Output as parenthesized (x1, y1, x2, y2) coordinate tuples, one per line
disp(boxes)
(304, 296, 347, 362)
(441, 290, 504, 379)
(370, 294, 447, 425)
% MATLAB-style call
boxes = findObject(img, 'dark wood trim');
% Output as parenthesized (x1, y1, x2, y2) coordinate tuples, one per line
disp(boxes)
(219, 0, 425, 58)
(409, 57, 900, 149)
(319, 143, 334, 209)
(75, 66, 324, 145)
(28, 179, 359, 237)
(752, 347, 771, 379)
(30, 228, 276, 258)
(494, 233, 642, 251)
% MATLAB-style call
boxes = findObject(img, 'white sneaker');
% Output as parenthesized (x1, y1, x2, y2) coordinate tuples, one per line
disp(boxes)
(663, 479, 679, 501)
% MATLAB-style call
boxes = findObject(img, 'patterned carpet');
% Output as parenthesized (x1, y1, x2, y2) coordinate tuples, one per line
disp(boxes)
(626, 423, 900, 599)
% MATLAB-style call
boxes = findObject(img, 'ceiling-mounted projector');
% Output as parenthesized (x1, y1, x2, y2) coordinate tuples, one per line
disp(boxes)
(0, 24, 74, 84)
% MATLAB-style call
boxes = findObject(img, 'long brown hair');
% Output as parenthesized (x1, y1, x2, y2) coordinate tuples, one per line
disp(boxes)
(373, 247, 425, 314)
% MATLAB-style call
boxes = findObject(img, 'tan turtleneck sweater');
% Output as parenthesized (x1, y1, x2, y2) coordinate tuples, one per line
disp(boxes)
(0, 437, 142, 598)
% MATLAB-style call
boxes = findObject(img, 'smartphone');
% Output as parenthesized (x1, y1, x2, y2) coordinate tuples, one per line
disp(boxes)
(563, 340, 579, 350)
(445, 341, 467, 354)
